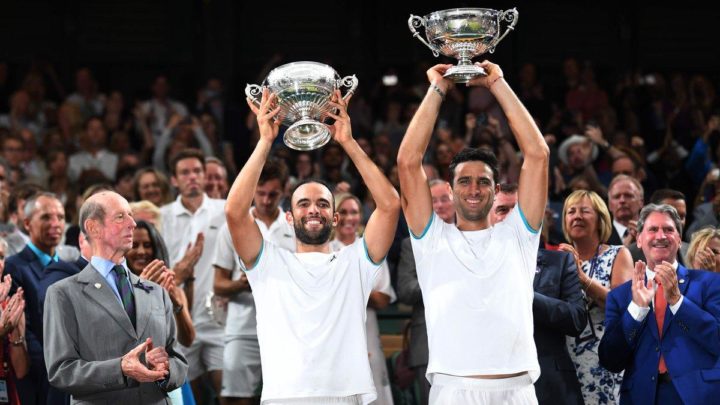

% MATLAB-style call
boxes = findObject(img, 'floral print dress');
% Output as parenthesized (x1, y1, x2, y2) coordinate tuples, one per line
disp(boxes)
(566, 245, 624, 405)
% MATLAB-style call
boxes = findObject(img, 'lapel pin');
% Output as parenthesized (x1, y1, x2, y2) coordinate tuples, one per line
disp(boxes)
(679, 279, 685, 284)
(94, 283, 101, 289)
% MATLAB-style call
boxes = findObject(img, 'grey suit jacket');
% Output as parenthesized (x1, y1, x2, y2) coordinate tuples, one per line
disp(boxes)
(396, 237, 428, 368)
(43, 264, 188, 404)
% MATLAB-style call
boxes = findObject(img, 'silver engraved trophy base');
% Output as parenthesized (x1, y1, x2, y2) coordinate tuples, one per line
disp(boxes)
(409, 8, 518, 83)
(444, 63, 486, 83)
(284, 119, 331, 151)
(246, 61, 358, 151)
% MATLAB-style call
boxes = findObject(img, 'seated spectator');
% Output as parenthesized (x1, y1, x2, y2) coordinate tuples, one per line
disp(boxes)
(0, 236, 29, 403)
(138, 75, 189, 139)
(132, 167, 173, 206)
(68, 116, 118, 182)
(687, 227, 720, 273)
(64, 67, 105, 120)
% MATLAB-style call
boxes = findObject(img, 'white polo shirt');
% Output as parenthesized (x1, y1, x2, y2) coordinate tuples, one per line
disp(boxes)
(160, 194, 227, 326)
(247, 238, 380, 404)
(411, 207, 542, 383)
(213, 207, 295, 337)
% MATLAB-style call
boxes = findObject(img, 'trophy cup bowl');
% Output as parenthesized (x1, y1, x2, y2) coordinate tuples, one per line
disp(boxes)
(409, 8, 518, 83)
(245, 61, 358, 151)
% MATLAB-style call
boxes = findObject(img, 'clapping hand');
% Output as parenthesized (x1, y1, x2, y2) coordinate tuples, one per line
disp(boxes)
(121, 338, 168, 382)
(0, 288, 24, 337)
(631, 261, 653, 308)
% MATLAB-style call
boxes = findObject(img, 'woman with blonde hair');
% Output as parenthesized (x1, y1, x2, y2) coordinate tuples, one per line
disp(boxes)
(687, 227, 720, 272)
(560, 189, 633, 405)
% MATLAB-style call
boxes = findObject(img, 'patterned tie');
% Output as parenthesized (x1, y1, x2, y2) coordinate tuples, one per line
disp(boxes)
(655, 280, 667, 373)
(112, 265, 136, 328)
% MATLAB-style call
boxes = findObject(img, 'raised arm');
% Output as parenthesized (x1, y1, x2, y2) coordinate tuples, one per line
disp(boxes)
(397, 64, 455, 236)
(326, 91, 401, 263)
(226, 89, 281, 267)
(469, 61, 550, 230)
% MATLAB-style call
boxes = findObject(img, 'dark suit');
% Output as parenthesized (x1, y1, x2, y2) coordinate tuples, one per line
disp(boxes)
(5, 245, 54, 404)
(533, 249, 587, 405)
(43, 264, 188, 404)
(396, 237, 430, 404)
(599, 265, 720, 404)
(608, 224, 623, 246)
(37, 257, 87, 405)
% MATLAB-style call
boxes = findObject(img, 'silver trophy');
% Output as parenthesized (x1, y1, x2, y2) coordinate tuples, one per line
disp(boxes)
(409, 8, 518, 83)
(245, 61, 358, 151)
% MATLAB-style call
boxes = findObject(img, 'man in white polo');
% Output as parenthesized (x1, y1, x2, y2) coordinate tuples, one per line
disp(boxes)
(226, 88, 400, 404)
(397, 61, 549, 404)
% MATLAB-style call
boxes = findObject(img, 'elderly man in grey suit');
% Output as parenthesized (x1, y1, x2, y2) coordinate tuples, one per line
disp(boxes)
(43, 191, 188, 404)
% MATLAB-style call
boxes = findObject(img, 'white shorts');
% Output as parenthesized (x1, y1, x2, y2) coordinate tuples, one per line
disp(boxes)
(181, 322, 225, 381)
(221, 336, 262, 398)
(429, 374, 538, 405)
(264, 395, 361, 405)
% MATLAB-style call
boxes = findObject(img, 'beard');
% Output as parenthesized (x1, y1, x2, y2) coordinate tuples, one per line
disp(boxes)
(456, 198, 493, 222)
(294, 216, 333, 245)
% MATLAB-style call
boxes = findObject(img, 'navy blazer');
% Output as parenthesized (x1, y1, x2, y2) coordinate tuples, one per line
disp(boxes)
(533, 249, 587, 405)
(5, 245, 52, 404)
(599, 265, 720, 404)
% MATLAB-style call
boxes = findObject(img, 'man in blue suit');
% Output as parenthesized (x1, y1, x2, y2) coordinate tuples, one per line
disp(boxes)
(5, 192, 66, 405)
(599, 204, 720, 404)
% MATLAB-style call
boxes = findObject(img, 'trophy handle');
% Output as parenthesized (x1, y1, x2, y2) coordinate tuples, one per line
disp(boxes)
(244, 84, 263, 107)
(339, 75, 359, 100)
(408, 15, 440, 57)
(487, 8, 519, 54)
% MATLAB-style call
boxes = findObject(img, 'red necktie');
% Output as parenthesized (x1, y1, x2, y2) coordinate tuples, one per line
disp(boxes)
(655, 280, 667, 373)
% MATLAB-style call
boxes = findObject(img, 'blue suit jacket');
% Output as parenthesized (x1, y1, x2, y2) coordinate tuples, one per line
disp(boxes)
(533, 249, 586, 405)
(5, 245, 52, 404)
(599, 265, 720, 404)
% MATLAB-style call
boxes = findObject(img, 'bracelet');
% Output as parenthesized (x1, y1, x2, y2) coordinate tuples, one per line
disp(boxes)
(173, 304, 183, 315)
(429, 83, 446, 100)
(10, 335, 24, 346)
(489, 75, 504, 89)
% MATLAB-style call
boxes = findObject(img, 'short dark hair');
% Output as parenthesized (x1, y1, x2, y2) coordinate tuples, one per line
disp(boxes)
(290, 178, 335, 211)
(499, 183, 519, 194)
(83, 116, 104, 131)
(169, 148, 206, 176)
(448, 148, 499, 184)
(8, 183, 42, 214)
(650, 189, 685, 204)
(260, 158, 289, 186)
